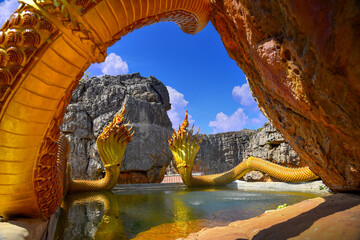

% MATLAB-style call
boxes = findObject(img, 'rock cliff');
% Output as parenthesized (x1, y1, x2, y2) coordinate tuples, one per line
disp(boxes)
(243, 122, 303, 181)
(193, 130, 255, 174)
(210, 0, 360, 191)
(60, 73, 173, 183)
(244, 122, 301, 167)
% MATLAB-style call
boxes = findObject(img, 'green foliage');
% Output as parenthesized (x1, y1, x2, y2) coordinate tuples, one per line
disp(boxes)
(249, 132, 254, 141)
(319, 185, 330, 191)
(276, 203, 287, 210)
(80, 71, 91, 82)
(257, 127, 264, 132)
(265, 203, 287, 213)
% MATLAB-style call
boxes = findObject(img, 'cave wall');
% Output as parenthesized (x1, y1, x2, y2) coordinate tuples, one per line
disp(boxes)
(210, 0, 360, 191)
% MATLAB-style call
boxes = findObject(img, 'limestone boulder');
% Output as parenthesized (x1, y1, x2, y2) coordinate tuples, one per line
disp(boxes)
(61, 73, 173, 183)
(244, 122, 302, 167)
(210, 0, 360, 191)
(243, 122, 304, 181)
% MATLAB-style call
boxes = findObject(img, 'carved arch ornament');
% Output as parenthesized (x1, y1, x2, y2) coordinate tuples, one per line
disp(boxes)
(0, 0, 210, 218)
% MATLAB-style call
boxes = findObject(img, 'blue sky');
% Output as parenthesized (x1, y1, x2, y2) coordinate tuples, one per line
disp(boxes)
(0, 0, 267, 134)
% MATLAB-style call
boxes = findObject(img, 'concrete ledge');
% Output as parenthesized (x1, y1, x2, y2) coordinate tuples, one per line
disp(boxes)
(113, 183, 186, 192)
(227, 180, 331, 194)
(112, 181, 330, 195)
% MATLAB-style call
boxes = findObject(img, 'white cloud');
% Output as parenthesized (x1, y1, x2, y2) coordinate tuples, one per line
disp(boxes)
(99, 53, 129, 76)
(166, 86, 195, 130)
(209, 108, 248, 134)
(0, 0, 20, 24)
(251, 111, 267, 125)
(232, 83, 257, 106)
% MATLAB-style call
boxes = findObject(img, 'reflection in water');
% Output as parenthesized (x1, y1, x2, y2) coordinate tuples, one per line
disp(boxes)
(54, 187, 323, 239)
(55, 191, 127, 240)
(133, 199, 225, 240)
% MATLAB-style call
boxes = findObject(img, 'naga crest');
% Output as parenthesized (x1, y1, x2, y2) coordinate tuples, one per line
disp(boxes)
(168, 111, 203, 185)
(97, 105, 134, 168)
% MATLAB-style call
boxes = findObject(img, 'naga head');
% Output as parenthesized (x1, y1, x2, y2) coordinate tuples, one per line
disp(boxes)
(168, 111, 203, 185)
(97, 105, 134, 169)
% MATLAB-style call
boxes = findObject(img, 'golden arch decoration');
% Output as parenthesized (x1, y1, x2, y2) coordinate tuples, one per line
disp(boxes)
(0, 0, 210, 219)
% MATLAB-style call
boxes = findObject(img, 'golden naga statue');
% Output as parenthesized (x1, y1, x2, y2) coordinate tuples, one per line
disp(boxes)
(67, 105, 134, 192)
(169, 111, 319, 187)
(0, 0, 210, 219)
(1, 105, 133, 219)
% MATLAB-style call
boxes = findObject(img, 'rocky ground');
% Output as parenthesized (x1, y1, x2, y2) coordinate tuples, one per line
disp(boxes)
(181, 193, 360, 240)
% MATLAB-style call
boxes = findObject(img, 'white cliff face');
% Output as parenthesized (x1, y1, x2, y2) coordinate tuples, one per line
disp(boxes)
(61, 73, 173, 182)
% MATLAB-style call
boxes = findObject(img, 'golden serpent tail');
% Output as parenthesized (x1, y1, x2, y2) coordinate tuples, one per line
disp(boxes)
(190, 157, 319, 186)
(169, 112, 319, 187)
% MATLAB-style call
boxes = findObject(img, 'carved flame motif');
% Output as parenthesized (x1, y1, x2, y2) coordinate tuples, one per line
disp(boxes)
(39, 18, 53, 32)
(6, 30, 22, 45)
(23, 29, 41, 47)
(99, 105, 134, 143)
(0, 50, 7, 66)
(168, 110, 203, 149)
(6, 46, 24, 65)
(0, 85, 10, 102)
(24, 47, 36, 58)
(22, 11, 38, 28)
(75, 0, 91, 7)
(9, 65, 21, 78)
(0, 68, 12, 85)
(10, 13, 21, 26)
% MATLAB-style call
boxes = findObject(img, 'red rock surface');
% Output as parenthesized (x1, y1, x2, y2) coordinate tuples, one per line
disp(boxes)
(210, 0, 360, 191)
(118, 165, 167, 184)
(182, 193, 360, 240)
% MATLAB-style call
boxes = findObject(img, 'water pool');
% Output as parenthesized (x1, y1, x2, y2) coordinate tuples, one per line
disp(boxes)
(54, 186, 323, 239)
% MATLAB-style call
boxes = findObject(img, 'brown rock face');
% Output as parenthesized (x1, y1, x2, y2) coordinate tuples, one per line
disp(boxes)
(210, 0, 360, 191)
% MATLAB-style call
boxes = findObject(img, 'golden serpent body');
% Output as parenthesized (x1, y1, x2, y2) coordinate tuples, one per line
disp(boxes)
(190, 157, 319, 186)
(0, 0, 210, 218)
(169, 112, 319, 187)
